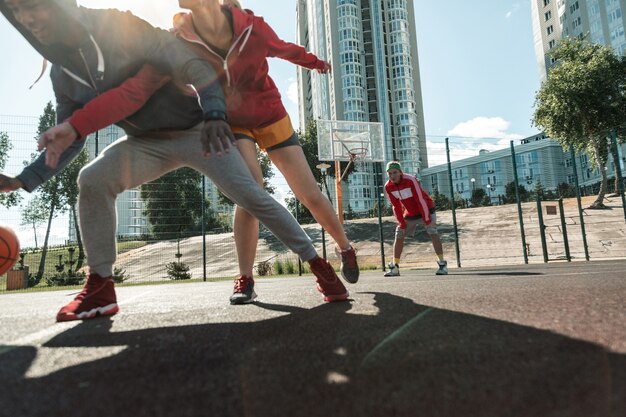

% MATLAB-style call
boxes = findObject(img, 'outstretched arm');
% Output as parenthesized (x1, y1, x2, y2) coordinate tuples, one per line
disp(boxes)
(69, 65, 170, 140)
(37, 65, 171, 170)
(261, 16, 331, 73)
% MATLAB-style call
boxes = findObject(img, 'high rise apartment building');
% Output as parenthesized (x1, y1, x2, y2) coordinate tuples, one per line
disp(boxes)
(532, 0, 626, 80)
(296, 0, 427, 213)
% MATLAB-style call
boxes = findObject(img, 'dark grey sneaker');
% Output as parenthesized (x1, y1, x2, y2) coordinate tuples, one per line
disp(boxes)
(436, 260, 448, 275)
(229, 275, 257, 305)
(339, 246, 359, 283)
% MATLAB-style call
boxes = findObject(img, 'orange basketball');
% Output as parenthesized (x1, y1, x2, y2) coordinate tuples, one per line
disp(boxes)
(0, 225, 20, 275)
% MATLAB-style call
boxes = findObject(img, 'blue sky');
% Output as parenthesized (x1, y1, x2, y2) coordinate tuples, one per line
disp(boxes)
(0, 0, 541, 141)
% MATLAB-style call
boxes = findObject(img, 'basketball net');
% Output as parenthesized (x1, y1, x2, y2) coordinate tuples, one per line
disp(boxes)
(339, 147, 368, 182)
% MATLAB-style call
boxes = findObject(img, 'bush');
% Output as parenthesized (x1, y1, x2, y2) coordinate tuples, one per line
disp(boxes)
(166, 261, 191, 280)
(274, 259, 285, 275)
(113, 266, 128, 283)
(256, 260, 272, 276)
(45, 270, 86, 287)
(284, 260, 296, 275)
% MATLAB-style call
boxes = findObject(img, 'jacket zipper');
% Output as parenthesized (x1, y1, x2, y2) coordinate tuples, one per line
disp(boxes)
(182, 24, 253, 87)
(78, 48, 99, 92)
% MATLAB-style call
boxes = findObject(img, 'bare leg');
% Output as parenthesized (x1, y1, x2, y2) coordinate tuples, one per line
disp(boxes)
(233, 139, 264, 277)
(430, 233, 444, 258)
(270, 145, 351, 250)
(393, 236, 405, 261)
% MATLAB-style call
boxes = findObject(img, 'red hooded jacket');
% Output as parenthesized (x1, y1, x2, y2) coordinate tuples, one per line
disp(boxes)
(384, 173, 435, 228)
(68, 6, 327, 137)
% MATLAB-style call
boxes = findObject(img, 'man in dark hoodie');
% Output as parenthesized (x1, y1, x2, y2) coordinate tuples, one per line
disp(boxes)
(0, 0, 349, 321)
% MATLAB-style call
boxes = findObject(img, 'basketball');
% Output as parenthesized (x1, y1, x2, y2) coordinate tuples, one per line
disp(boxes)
(0, 225, 20, 275)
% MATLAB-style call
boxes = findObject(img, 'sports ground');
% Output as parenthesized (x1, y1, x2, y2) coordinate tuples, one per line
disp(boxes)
(1, 260, 624, 417)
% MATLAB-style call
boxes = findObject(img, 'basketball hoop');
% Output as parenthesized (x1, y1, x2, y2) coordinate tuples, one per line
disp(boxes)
(340, 147, 368, 181)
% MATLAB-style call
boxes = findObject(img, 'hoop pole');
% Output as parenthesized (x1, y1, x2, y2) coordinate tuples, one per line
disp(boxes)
(339, 159, 354, 182)
(335, 160, 344, 224)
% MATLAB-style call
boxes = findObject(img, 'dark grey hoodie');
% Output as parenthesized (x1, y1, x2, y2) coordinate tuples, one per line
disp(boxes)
(0, 0, 226, 191)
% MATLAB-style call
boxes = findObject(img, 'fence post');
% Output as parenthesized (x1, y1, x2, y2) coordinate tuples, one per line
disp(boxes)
(610, 129, 626, 223)
(445, 138, 461, 268)
(202, 176, 207, 281)
(510, 141, 529, 264)
(536, 194, 548, 263)
(558, 198, 571, 261)
(375, 162, 386, 271)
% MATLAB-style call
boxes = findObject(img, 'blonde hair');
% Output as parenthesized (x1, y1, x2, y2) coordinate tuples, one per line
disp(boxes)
(221, 0, 242, 9)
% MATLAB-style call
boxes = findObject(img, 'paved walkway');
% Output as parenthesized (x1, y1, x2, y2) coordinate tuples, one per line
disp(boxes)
(1, 260, 625, 417)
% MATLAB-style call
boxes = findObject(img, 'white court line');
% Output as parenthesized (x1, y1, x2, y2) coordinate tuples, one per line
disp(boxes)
(6, 290, 154, 347)
(9, 322, 80, 346)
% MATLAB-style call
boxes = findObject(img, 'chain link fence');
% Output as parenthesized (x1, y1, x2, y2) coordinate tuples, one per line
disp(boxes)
(1, 116, 624, 292)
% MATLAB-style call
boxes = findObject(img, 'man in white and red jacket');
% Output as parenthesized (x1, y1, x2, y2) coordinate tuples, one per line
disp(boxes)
(383, 161, 448, 276)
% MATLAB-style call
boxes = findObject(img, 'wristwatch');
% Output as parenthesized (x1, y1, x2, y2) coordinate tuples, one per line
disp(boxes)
(204, 110, 227, 122)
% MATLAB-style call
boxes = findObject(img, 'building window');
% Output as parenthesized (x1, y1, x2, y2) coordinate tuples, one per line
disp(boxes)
(545, 10, 552, 21)
(544, 0, 550, 6)
(547, 25, 554, 35)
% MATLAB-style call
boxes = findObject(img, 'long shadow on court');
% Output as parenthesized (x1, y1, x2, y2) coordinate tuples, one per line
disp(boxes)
(0, 292, 623, 417)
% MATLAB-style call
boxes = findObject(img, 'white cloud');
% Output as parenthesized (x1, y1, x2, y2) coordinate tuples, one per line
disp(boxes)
(447, 116, 523, 141)
(287, 81, 299, 106)
(506, 3, 521, 19)
(423, 117, 524, 167)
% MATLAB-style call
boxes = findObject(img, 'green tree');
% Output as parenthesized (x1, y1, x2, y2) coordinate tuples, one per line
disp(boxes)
(0, 131, 21, 208)
(29, 102, 90, 278)
(504, 182, 529, 204)
(471, 188, 488, 206)
(286, 195, 314, 224)
(20, 195, 47, 248)
(432, 190, 450, 211)
(31, 102, 64, 280)
(533, 180, 546, 199)
(556, 182, 576, 198)
(533, 37, 626, 209)
(140, 167, 207, 239)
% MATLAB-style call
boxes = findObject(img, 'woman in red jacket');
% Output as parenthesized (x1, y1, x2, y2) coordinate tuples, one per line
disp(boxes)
(41, 0, 359, 304)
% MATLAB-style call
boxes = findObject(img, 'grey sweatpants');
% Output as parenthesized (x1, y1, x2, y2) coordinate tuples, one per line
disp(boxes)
(77, 124, 317, 277)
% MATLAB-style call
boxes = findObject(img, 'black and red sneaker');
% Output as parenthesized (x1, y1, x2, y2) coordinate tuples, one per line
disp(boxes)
(56, 274, 119, 322)
(338, 246, 359, 283)
(309, 257, 349, 302)
(229, 274, 257, 305)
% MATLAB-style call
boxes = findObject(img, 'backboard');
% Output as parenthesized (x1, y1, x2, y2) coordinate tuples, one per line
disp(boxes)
(317, 119, 385, 162)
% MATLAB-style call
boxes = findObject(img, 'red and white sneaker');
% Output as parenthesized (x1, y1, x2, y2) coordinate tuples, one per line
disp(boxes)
(56, 274, 119, 322)
(309, 257, 349, 302)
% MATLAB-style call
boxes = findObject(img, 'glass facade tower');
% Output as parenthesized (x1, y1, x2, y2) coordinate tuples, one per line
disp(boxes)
(296, 0, 427, 213)
(532, 0, 626, 80)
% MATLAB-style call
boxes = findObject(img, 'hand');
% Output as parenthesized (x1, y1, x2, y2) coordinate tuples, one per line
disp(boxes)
(200, 119, 236, 157)
(0, 173, 23, 192)
(316, 61, 332, 74)
(37, 122, 79, 169)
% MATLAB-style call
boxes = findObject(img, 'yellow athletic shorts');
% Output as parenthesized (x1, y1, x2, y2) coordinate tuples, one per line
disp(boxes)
(231, 115, 295, 151)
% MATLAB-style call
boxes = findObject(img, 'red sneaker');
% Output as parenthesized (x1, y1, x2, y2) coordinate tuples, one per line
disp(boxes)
(229, 275, 257, 305)
(56, 274, 119, 322)
(309, 257, 349, 302)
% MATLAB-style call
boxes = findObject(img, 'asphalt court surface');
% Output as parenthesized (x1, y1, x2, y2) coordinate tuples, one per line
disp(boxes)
(1, 260, 625, 417)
